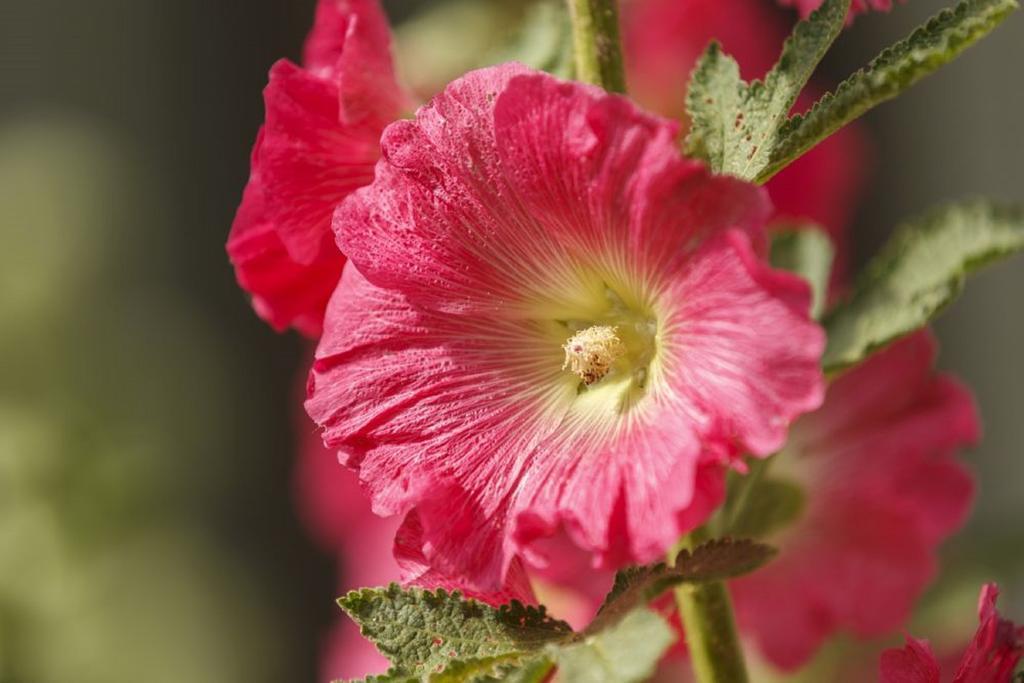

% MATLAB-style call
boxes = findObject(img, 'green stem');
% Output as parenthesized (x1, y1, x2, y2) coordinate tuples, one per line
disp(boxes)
(566, 0, 627, 93)
(673, 529, 749, 683)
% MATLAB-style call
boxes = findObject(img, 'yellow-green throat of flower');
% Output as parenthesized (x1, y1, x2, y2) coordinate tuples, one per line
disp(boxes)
(558, 283, 660, 394)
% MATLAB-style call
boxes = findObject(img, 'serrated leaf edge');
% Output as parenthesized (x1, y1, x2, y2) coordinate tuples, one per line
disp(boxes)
(761, 0, 1018, 182)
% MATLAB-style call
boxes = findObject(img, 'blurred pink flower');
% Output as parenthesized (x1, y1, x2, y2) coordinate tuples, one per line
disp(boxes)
(731, 331, 978, 669)
(622, 0, 868, 282)
(295, 418, 400, 680)
(320, 618, 391, 682)
(880, 583, 1024, 683)
(306, 63, 824, 593)
(227, 0, 409, 336)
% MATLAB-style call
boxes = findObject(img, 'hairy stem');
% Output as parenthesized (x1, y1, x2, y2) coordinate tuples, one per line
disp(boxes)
(673, 529, 750, 683)
(566, 0, 627, 93)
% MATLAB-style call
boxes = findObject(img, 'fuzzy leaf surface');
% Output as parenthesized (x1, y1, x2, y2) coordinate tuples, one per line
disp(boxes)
(763, 0, 1018, 181)
(684, 42, 743, 173)
(338, 585, 571, 678)
(339, 582, 678, 683)
(685, 0, 848, 179)
(430, 654, 553, 683)
(823, 200, 1024, 371)
(770, 227, 835, 320)
(343, 654, 552, 683)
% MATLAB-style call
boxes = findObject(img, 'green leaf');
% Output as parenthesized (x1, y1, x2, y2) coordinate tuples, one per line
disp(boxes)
(338, 585, 571, 678)
(338, 540, 776, 681)
(590, 538, 776, 634)
(685, 0, 849, 179)
(339, 583, 677, 683)
(341, 654, 553, 683)
(472, 656, 554, 683)
(728, 477, 806, 539)
(770, 227, 835, 320)
(684, 42, 743, 173)
(823, 199, 1024, 372)
(339, 670, 415, 683)
(346, 673, 416, 683)
(429, 654, 553, 683)
(762, 0, 1019, 182)
(552, 609, 675, 683)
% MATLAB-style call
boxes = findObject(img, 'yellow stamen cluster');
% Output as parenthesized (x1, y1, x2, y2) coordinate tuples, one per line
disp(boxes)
(562, 325, 626, 385)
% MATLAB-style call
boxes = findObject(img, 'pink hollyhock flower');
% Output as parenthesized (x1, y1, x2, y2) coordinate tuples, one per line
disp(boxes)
(296, 419, 534, 681)
(730, 331, 978, 669)
(226, 0, 409, 336)
(880, 583, 1024, 683)
(306, 63, 825, 592)
(622, 0, 867, 282)
(528, 461, 727, 631)
(779, 0, 901, 21)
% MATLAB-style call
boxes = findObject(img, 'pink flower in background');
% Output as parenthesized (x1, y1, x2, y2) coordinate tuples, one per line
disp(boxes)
(294, 419, 401, 681)
(320, 618, 391, 683)
(624, 0, 787, 120)
(306, 63, 824, 592)
(730, 331, 978, 669)
(295, 414, 403, 568)
(780, 0, 901, 21)
(622, 0, 867, 282)
(227, 0, 409, 336)
(880, 583, 1024, 683)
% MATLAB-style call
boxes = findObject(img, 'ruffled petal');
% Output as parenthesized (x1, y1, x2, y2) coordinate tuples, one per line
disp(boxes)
(309, 240, 811, 585)
(335, 66, 771, 315)
(952, 583, 1024, 682)
(880, 637, 941, 683)
(226, 136, 344, 337)
(880, 583, 1023, 683)
(659, 231, 825, 457)
(395, 512, 537, 605)
(228, 1, 406, 334)
(259, 59, 381, 265)
(303, 0, 409, 129)
(314, 65, 823, 590)
(307, 263, 564, 587)
(307, 263, 735, 588)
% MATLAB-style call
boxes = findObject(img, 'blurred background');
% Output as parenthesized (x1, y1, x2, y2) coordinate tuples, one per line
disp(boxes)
(0, 1, 1021, 681)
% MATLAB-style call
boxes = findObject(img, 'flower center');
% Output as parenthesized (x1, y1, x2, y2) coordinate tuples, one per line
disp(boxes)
(562, 325, 626, 385)
(545, 281, 660, 415)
